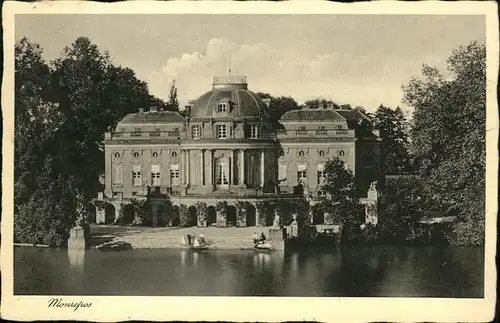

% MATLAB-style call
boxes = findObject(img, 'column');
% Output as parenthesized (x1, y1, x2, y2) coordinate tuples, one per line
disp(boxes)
(152, 203, 159, 227)
(239, 149, 245, 186)
(186, 150, 190, 186)
(200, 149, 205, 185)
(181, 150, 185, 185)
(255, 207, 261, 227)
(230, 150, 235, 185)
(260, 149, 265, 188)
(208, 149, 213, 188)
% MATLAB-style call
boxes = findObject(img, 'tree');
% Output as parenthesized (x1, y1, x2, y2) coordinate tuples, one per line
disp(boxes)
(303, 98, 339, 109)
(50, 37, 117, 224)
(372, 104, 413, 174)
(402, 41, 486, 246)
(167, 79, 179, 111)
(317, 158, 365, 242)
(256, 92, 300, 126)
(104, 65, 152, 129)
(14, 38, 76, 246)
(376, 176, 431, 244)
(14, 37, 166, 246)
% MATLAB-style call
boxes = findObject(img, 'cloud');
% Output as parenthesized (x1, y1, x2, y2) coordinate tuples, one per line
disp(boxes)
(153, 37, 415, 111)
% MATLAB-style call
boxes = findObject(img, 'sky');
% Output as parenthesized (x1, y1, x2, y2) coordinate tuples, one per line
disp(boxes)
(16, 14, 485, 113)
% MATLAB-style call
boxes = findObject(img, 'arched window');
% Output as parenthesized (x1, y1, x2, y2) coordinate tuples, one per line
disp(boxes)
(339, 150, 345, 157)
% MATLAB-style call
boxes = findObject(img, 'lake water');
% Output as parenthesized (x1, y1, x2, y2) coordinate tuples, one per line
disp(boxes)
(14, 246, 483, 297)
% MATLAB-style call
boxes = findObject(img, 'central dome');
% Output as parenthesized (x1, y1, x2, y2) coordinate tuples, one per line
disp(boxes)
(189, 76, 269, 120)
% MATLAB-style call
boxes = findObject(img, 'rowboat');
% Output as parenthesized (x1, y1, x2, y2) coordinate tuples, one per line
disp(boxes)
(181, 236, 210, 250)
(191, 244, 209, 251)
(254, 242, 273, 251)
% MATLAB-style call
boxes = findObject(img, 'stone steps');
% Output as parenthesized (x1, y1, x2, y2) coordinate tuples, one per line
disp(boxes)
(109, 234, 258, 249)
(91, 225, 275, 250)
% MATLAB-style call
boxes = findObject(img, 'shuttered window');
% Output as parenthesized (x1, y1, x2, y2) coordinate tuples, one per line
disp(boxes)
(278, 164, 288, 182)
(151, 164, 161, 186)
(132, 165, 142, 186)
(113, 165, 123, 184)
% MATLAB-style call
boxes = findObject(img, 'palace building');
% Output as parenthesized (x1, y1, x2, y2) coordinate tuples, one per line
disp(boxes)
(95, 76, 381, 227)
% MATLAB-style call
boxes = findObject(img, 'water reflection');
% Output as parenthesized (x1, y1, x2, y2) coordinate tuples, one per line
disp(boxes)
(193, 251, 199, 267)
(181, 249, 187, 266)
(14, 246, 484, 297)
(67, 249, 86, 293)
(68, 249, 85, 271)
(253, 252, 271, 271)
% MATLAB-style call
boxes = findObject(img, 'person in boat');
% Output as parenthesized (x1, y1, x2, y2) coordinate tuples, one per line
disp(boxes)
(258, 233, 267, 244)
(199, 233, 207, 245)
(192, 234, 200, 247)
(253, 232, 259, 245)
(186, 234, 192, 246)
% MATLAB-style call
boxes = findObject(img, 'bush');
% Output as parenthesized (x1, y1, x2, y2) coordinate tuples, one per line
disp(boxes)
(130, 199, 149, 225)
(195, 201, 208, 227)
(235, 200, 247, 227)
(14, 192, 74, 247)
(93, 200, 108, 212)
(179, 204, 189, 227)
(158, 200, 173, 226)
(215, 201, 227, 227)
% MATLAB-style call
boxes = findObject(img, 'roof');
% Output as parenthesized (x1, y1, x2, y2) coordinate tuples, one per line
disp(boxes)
(280, 108, 375, 129)
(280, 109, 345, 122)
(118, 111, 185, 124)
(335, 110, 371, 128)
(190, 88, 269, 119)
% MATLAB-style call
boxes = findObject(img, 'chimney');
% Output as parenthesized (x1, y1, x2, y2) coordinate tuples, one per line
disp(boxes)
(150, 106, 158, 112)
(138, 107, 144, 113)
(262, 98, 271, 108)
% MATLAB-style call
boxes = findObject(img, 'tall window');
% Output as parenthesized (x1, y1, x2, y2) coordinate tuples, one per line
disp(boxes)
(297, 164, 307, 184)
(216, 161, 229, 186)
(248, 125, 259, 138)
(112, 165, 123, 184)
(217, 125, 227, 139)
(132, 165, 142, 186)
(170, 164, 180, 186)
(151, 164, 161, 186)
(278, 164, 288, 183)
(192, 125, 200, 139)
(317, 164, 326, 185)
